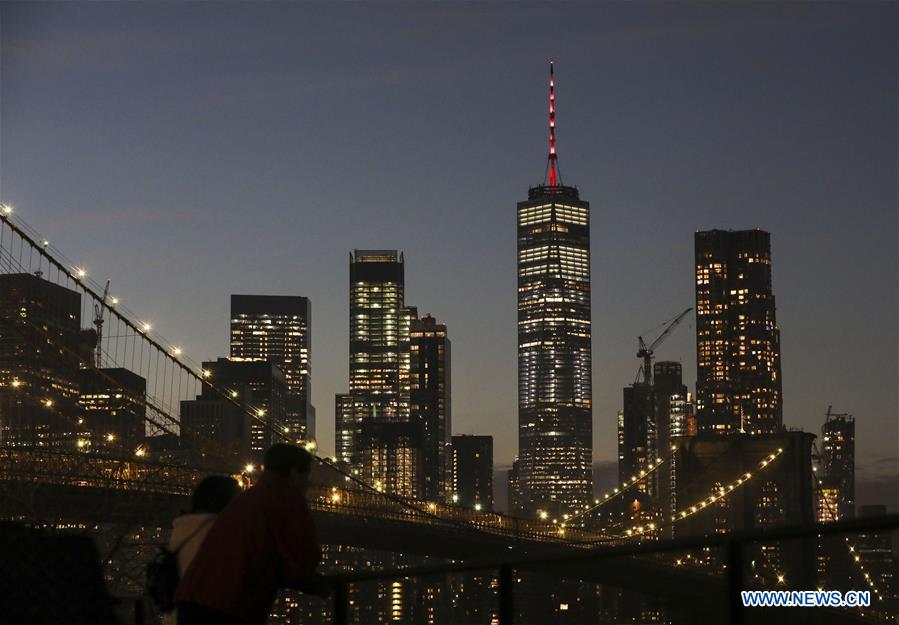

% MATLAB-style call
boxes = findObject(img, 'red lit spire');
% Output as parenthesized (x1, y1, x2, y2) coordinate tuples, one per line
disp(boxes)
(546, 60, 560, 187)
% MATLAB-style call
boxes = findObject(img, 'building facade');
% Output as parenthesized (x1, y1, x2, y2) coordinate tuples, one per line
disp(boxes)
(0, 274, 84, 450)
(357, 419, 424, 498)
(618, 385, 656, 498)
(230, 294, 314, 442)
(78, 367, 146, 454)
(410, 314, 451, 500)
(189, 358, 287, 463)
(820, 409, 855, 520)
(451, 435, 493, 510)
(334, 393, 354, 466)
(516, 63, 593, 516)
(694, 229, 783, 435)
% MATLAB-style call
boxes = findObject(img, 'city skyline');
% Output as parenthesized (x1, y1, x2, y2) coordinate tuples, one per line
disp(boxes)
(1, 1, 896, 510)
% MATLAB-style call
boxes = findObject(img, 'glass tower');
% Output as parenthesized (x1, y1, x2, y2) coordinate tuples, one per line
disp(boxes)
(516, 62, 593, 516)
(230, 294, 314, 442)
(346, 250, 419, 471)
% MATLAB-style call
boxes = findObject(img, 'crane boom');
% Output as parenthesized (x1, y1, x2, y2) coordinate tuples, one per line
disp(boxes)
(93, 280, 110, 368)
(636, 307, 692, 385)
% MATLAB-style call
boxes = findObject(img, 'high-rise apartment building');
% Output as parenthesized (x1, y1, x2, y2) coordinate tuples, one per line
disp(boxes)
(451, 435, 493, 510)
(694, 229, 782, 434)
(821, 408, 855, 520)
(230, 295, 314, 442)
(517, 63, 593, 516)
(652, 361, 688, 457)
(410, 314, 451, 500)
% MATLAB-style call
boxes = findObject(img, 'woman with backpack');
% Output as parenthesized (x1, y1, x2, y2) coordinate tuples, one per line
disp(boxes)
(151, 475, 240, 623)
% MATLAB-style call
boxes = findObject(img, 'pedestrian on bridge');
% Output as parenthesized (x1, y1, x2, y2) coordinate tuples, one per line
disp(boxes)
(175, 444, 324, 625)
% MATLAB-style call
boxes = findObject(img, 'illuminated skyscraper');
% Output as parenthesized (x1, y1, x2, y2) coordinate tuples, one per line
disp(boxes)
(343, 250, 421, 472)
(694, 229, 782, 434)
(410, 314, 451, 500)
(230, 295, 314, 442)
(821, 407, 855, 520)
(516, 63, 592, 516)
(334, 393, 354, 465)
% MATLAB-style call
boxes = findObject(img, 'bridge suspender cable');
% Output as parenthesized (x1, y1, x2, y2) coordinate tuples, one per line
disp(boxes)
(1, 207, 581, 543)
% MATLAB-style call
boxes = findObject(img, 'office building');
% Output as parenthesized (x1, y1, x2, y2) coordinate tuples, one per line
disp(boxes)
(230, 294, 314, 442)
(694, 229, 783, 434)
(342, 251, 416, 465)
(357, 419, 424, 498)
(516, 62, 593, 516)
(188, 358, 287, 463)
(77, 367, 146, 454)
(181, 385, 253, 467)
(0, 274, 84, 449)
(334, 393, 354, 466)
(410, 314, 451, 500)
(451, 435, 493, 510)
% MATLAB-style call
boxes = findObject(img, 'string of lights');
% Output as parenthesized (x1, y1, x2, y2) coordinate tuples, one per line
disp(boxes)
(557, 446, 672, 526)
(814, 474, 886, 604)
(2, 205, 586, 542)
(612, 447, 785, 540)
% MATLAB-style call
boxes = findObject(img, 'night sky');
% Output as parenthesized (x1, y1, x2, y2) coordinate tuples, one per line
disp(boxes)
(2, 2, 896, 507)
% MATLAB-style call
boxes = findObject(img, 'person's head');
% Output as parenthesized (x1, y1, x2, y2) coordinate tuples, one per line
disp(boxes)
(263, 443, 313, 493)
(191, 475, 240, 514)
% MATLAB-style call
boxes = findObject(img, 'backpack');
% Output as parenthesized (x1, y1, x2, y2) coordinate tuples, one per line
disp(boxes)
(146, 518, 213, 613)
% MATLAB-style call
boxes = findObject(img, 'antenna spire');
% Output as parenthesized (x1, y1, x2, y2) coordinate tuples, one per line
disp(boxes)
(546, 60, 560, 187)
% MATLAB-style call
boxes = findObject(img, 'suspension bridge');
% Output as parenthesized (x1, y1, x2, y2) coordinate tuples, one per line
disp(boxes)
(0, 206, 893, 624)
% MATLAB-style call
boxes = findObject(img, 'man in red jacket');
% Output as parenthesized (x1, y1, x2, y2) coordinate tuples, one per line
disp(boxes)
(176, 444, 324, 625)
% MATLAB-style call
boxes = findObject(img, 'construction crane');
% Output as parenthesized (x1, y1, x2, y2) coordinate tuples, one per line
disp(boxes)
(93, 280, 110, 368)
(636, 307, 692, 386)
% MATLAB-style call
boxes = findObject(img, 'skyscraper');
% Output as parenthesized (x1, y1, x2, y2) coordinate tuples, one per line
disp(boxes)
(334, 393, 354, 466)
(451, 435, 493, 510)
(349, 250, 407, 430)
(694, 229, 783, 434)
(410, 314, 451, 500)
(342, 250, 424, 477)
(230, 294, 314, 442)
(652, 361, 689, 460)
(618, 385, 656, 497)
(516, 62, 593, 516)
(820, 407, 855, 520)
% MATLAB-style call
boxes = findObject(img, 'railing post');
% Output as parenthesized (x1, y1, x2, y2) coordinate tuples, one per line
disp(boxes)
(727, 540, 744, 625)
(498, 564, 514, 625)
(332, 580, 349, 625)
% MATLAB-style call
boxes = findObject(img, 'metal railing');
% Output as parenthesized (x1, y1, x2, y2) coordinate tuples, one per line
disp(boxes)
(323, 513, 899, 625)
